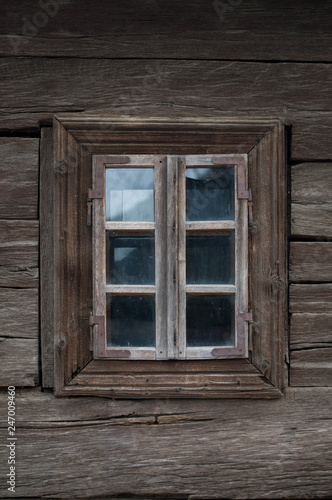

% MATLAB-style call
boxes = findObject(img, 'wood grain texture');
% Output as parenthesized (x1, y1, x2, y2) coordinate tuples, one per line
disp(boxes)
(0, 220, 38, 287)
(0, 388, 331, 498)
(291, 313, 332, 348)
(0, 0, 331, 61)
(53, 117, 286, 397)
(290, 348, 332, 386)
(290, 284, 332, 313)
(0, 137, 38, 219)
(291, 163, 332, 237)
(0, 337, 39, 387)
(0, 288, 38, 339)
(290, 306, 332, 386)
(53, 119, 93, 393)
(289, 242, 332, 283)
(0, 59, 331, 159)
(40, 127, 54, 388)
(248, 124, 287, 389)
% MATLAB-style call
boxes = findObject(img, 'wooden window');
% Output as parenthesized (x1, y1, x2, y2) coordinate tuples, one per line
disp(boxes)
(92, 154, 249, 361)
(44, 116, 287, 398)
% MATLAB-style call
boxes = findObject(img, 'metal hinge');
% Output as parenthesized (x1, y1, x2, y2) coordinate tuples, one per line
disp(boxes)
(211, 156, 251, 200)
(237, 162, 252, 201)
(89, 313, 105, 353)
(89, 312, 131, 358)
(87, 156, 131, 226)
(238, 311, 253, 351)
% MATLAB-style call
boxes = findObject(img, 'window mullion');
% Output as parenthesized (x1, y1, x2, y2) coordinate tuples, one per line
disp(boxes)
(177, 156, 187, 359)
(155, 156, 168, 360)
(166, 156, 179, 359)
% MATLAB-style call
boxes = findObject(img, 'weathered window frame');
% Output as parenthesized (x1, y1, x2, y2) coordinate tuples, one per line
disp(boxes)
(41, 115, 287, 398)
(92, 153, 248, 361)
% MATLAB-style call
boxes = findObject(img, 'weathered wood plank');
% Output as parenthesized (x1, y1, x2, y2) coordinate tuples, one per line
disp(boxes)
(290, 348, 332, 386)
(54, 119, 93, 393)
(291, 163, 332, 237)
(0, 387, 330, 425)
(0, 337, 39, 387)
(291, 313, 332, 349)
(0, 220, 39, 287)
(290, 284, 332, 313)
(0, 138, 38, 219)
(40, 127, 54, 388)
(0, 0, 331, 61)
(0, 288, 38, 339)
(0, 59, 331, 160)
(0, 388, 331, 498)
(289, 242, 332, 283)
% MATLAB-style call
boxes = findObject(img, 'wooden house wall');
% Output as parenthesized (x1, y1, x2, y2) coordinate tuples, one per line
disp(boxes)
(0, 1, 331, 497)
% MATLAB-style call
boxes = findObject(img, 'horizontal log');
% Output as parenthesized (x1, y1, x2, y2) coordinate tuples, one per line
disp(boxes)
(291, 313, 332, 348)
(0, 388, 331, 498)
(0, 138, 39, 219)
(291, 163, 332, 237)
(289, 242, 332, 283)
(0, 220, 39, 287)
(290, 347, 332, 387)
(290, 284, 332, 313)
(0, 337, 39, 387)
(0, 0, 331, 61)
(0, 288, 38, 339)
(0, 59, 331, 160)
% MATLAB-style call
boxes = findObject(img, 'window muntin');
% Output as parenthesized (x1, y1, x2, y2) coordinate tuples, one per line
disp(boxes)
(93, 154, 249, 361)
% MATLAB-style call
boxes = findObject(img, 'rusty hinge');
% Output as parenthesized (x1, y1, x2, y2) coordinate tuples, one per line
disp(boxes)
(87, 156, 131, 226)
(248, 199, 253, 226)
(237, 162, 251, 201)
(89, 313, 105, 354)
(87, 157, 104, 226)
(211, 156, 251, 201)
(238, 311, 253, 351)
(89, 312, 131, 358)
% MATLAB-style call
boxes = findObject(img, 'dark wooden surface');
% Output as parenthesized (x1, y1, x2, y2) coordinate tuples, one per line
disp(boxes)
(289, 242, 332, 283)
(40, 128, 54, 388)
(0, 0, 331, 61)
(0, 59, 331, 161)
(0, 388, 331, 498)
(0, 288, 38, 339)
(53, 119, 93, 393)
(0, 0, 332, 497)
(0, 220, 39, 287)
(0, 138, 39, 219)
(292, 163, 332, 237)
(290, 284, 332, 313)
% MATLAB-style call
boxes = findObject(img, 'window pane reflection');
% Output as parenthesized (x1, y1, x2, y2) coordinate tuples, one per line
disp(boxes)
(186, 233, 235, 284)
(107, 296, 155, 347)
(186, 167, 234, 221)
(186, 295, 235, 347)
(106, 168, 154, 221)
(107, 236, 155, 285)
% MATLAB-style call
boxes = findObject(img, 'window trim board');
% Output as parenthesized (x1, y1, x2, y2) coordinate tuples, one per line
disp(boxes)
(47, 115, 287, 398)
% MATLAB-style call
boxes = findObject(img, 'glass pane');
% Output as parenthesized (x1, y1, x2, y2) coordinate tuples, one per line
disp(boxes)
(186, 295, 235, 347)
(186, 233, 235, 284)
(186, 167, 234, 221)
(106, 168, 154, 221)
(107, 235, 155, 285)
(107, 296, 155, 347)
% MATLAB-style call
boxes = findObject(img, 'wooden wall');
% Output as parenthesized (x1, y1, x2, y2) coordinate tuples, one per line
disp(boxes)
(0, 1, 331, 497)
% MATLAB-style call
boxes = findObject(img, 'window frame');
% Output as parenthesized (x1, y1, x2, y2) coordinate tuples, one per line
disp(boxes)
(48, 115, 287, 398)
(92, 154, 248, 361)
